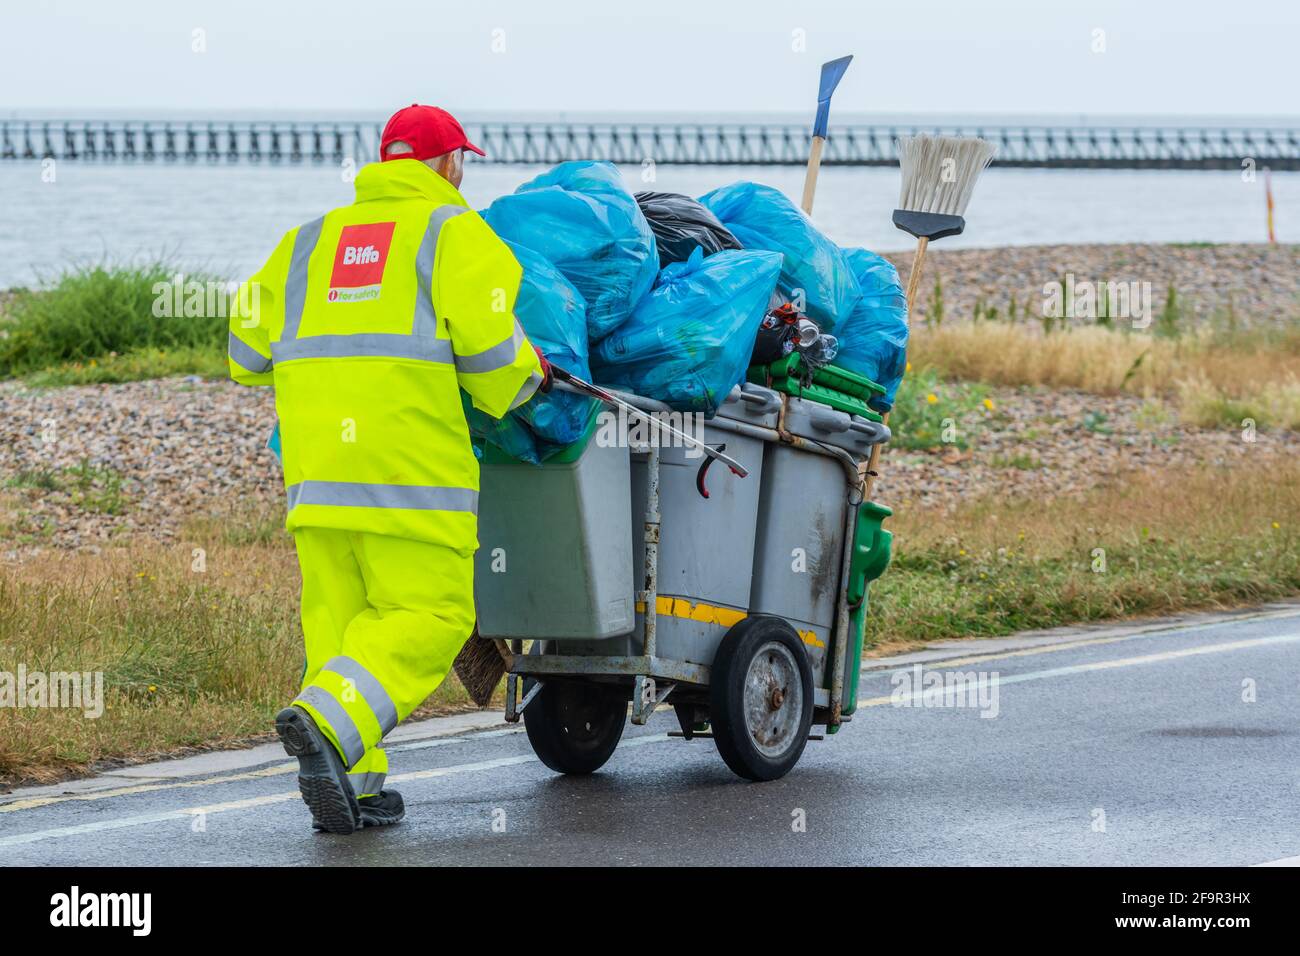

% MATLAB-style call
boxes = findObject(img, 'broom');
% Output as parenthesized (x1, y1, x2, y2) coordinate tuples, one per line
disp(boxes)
(452, 626, 513, 708)
(861, 134, 997, 498)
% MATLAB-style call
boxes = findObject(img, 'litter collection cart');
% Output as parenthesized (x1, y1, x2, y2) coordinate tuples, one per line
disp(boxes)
(474, 362, 894, 781)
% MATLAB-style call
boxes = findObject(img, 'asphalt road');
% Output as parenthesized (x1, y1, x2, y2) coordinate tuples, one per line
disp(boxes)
(4, 606, 1300, 866)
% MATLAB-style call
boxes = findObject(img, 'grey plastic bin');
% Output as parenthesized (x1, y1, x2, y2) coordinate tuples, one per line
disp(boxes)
(749, 444, 845, 687)
(749, 396, 875, 688)
(561, 384, 782, 663)
(474, 435, 634, 640)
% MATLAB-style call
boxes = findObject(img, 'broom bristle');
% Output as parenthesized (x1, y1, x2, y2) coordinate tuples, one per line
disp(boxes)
(896, 134, 997, 217)
(452, 631, 509, 708)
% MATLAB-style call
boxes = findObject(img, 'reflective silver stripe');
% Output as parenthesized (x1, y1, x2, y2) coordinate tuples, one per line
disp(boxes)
(282, 215, 325, 341)
(321, 656, 398, 737)
(270, 333, 453, 365)
(294, 685, 366, 767)
(228, 331, 272, 374)
(347, 771, 386, 797)
(413, 206, 470, 337)
(508, 369, 545, 411)
(456, 321, 527, 375)
(287, 480, 478, 513)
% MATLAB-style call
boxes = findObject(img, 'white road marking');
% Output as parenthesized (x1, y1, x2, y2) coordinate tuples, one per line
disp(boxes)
(867, 608, 1300, 673)
(1253, 855, 1300, 867)
(0, 735, 671, 848)
(0, 725, 527, 814)
(0, 808, 229, 848)
(857, 632, 1300, 707)
(4, 626, 1297, 841)
(386, 725, 524, 754)
(0, 763, 299, 814)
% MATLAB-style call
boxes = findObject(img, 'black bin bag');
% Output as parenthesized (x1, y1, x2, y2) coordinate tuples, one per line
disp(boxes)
(634, 191, 743, 268)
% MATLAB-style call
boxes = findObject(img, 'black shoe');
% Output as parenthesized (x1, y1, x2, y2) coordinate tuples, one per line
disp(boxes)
(359, 790, 405, 828)
(275, 705, 361, 835)
(311, 790, 405, 831)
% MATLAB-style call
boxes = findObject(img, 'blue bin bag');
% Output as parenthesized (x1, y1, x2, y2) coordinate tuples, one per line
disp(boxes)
(833, 247, 909, 412)
(591, 248, 782, 416)
(267, 420, 282, 462)
(483, 161, 658, 342)
(465, 241, 597, 464)
(464, 391, 540, 462)
(697, 182, 860, 333)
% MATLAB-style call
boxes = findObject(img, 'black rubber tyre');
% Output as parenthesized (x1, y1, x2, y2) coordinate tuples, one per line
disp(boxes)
(710, 616, 814, 781)
(523, 678, 626, 775)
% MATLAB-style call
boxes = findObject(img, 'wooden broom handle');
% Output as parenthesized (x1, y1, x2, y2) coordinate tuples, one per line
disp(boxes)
(903, 237, 929, 313)
(860, 236, 929, 500)
(800, 136, 826, 214)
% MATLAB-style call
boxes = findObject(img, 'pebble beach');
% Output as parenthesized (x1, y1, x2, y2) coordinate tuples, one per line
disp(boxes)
(2, 241, 1298, 561)
(887, 241, 1300, 328)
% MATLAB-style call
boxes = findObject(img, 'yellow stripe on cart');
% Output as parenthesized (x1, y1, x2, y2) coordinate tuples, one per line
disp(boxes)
(634, 596, 825, 649)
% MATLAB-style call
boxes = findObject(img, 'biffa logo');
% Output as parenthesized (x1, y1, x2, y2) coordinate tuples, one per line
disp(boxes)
(328, 221, 396, 303)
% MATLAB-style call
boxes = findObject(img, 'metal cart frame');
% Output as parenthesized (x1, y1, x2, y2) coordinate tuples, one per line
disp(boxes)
(497, 388, 878, 737)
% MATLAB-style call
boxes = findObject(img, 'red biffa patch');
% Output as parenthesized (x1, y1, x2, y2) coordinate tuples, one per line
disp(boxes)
(327, 221, 396, 303)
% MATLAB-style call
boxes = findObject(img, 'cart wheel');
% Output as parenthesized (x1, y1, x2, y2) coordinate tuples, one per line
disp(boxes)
(523, 678, 626, 775)
(710, 616, 814, 781)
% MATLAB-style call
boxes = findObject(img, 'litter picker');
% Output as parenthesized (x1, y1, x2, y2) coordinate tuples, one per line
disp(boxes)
(800, 55, 853, 215)
(551, 364, 749, 484)
(861, 134, 996, 497)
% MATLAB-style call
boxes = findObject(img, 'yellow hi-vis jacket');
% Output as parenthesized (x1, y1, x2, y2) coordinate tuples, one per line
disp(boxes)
(227, 159, 544, 554)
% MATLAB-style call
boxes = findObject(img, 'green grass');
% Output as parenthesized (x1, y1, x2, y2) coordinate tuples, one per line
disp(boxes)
(0, 563, 301, 783)
(64, 460, 129, 514)
(5, 459, 1299, 786)
(5, 465, 64, 492)
(866, 461, 1300, 646)
(5, 459, 130, 514)
(1132, 399, 1177, 430)
(1177, 378, 1300, 431)
(0, 504, 482, 786)
(183, 503, 291, 547)
(0, 262, 229, 380)
(20, 347, 228, 387)
(889, 366, 993, 451)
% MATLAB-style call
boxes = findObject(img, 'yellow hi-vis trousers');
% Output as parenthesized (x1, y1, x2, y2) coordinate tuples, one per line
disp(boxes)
(290, 527, 475, 798)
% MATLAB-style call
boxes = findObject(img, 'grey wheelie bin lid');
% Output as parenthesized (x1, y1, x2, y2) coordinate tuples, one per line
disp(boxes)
(780, 396, 890, 455)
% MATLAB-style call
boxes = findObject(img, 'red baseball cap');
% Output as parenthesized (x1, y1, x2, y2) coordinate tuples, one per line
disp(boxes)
(380, 104, 485, 162)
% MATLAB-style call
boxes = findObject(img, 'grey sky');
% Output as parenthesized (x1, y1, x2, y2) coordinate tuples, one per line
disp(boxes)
(2, 0, 1297, 117)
